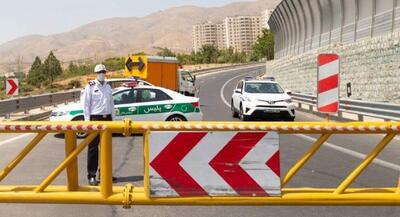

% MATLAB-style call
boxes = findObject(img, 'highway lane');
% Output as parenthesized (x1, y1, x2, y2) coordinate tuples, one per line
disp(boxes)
(0, 65, 399, 216)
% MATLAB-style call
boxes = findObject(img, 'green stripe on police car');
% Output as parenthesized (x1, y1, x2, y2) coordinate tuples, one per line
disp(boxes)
(69, 103, 199, 117)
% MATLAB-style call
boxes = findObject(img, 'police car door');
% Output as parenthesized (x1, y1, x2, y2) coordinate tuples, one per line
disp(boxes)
(134, 88, 174, 121)
(112, 89, 138, 120)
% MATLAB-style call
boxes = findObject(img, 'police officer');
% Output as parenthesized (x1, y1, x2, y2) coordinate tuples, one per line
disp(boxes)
(83, 64, 115, 186)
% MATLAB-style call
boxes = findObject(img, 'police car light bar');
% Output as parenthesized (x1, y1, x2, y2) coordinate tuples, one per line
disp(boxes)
(263, 76, 275, 81)
(129, 76, 141, 81)
(244, 76, 254, 81)
(122, 81, 138, 88)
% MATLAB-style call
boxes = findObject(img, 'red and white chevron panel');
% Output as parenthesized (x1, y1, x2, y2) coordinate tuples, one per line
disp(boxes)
(149, 131, 280, 197)
(317, 54, 339, 113)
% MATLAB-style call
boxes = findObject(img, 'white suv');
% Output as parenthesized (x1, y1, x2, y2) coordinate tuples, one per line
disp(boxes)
(231, 78, 295, 121)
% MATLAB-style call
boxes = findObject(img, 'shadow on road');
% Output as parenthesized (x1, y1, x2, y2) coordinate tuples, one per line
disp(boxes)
(114, 175, 143, 183)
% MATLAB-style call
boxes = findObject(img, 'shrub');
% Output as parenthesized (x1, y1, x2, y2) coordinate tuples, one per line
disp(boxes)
(68, 79, 82, 89)
(20, 83, 35, 93)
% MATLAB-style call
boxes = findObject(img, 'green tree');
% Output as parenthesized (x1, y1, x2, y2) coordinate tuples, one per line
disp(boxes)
(27, 56, 45, 87)
(66, 61, 78, 74)
(199, 44, 219, 63)
(251, 29, 274, 61)
(131, 51, 146, 56)
(102, 57, 125, 71)
(43, 51, 63, 84)
(0, 76, 5, 91)
(156, 47, 176, 57)
(14, 71, 26, 82)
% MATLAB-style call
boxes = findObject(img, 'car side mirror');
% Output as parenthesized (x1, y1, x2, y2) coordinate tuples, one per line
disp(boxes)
(285, 90, 292, 95)
(235, 89, 242, 94)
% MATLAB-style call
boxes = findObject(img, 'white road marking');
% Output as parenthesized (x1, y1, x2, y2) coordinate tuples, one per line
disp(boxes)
(0, 134, 32, 147)
(220, 73, 251, 107)
(219, 76, 400, 172)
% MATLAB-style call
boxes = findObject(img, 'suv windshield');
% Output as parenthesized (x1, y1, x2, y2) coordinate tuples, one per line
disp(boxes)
(244, 82, 284, 94)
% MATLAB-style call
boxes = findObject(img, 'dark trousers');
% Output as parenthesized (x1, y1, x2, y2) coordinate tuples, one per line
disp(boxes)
(87, 114, 112, 179)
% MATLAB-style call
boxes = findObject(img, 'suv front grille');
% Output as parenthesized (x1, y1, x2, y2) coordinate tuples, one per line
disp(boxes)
(256, 105, 287, 108)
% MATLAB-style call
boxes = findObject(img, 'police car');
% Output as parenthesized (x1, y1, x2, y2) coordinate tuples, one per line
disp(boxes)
(50, 84, 203, 127)
(231, 77, 295, 121)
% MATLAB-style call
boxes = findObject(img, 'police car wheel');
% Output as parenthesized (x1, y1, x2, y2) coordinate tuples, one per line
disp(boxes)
(166, 115, 187, 122)
(284, 116, 295, 122)
(76, 131, 88, 139)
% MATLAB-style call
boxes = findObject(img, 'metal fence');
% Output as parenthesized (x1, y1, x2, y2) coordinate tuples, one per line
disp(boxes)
(269, 0, 400, 59)
(0, 90, 81, 117)
(292, 92, 400, 121)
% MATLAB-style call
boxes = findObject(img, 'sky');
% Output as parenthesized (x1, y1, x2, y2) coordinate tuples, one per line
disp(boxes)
(0, 0, 253, 44)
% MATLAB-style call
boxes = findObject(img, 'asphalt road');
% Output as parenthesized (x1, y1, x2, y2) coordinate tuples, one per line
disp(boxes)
(0, 65, 399, 217)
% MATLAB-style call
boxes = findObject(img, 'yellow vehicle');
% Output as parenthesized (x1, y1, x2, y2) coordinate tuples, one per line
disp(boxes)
(124, 55, 197, 96)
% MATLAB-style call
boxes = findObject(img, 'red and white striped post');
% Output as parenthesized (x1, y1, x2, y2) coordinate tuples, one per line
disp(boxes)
(317, 54, 339, 116)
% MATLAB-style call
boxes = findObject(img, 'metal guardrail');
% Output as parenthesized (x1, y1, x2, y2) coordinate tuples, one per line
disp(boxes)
(0, 90, 81, 117)
(292, 93, 400, 121)
(0, 63, 264, 118)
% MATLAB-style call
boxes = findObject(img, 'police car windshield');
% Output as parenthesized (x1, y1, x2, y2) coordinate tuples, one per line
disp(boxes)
(244, 82, 284, 94)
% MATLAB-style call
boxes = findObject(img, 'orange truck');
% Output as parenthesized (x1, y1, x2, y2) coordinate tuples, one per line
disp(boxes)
(124, 55, 197, 96)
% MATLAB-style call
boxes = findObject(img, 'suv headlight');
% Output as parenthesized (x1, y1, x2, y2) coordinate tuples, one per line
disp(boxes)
(285, 99, 292, 103)
(241, 96, 253, 102)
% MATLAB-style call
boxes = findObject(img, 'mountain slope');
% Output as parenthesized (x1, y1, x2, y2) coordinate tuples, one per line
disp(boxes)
(0, 0, 279, 73)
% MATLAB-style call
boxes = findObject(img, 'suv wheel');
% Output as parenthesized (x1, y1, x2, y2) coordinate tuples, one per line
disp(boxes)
(239, 105, 249, 121)
(231, 100, 238, 118)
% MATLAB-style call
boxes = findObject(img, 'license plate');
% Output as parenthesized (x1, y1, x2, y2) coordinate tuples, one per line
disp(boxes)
(264, 109, 280, 113)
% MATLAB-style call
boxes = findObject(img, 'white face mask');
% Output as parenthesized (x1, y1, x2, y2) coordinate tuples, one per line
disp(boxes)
(97, 73, 105, 82)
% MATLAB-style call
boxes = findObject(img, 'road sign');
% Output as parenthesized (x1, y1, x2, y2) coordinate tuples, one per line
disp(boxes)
(124, 55, 148, 78)
(6, 79, 18, 96)
(149, 131, 281, 197)
(317, 54, 339, 113)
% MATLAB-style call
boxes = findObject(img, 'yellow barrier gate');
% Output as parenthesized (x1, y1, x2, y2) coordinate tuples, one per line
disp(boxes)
(0, 120, 399, 207)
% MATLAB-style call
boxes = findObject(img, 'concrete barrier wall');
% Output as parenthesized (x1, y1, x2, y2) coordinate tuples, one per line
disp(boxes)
(269, 0, 400, 59)
(266, 32, 400, 103)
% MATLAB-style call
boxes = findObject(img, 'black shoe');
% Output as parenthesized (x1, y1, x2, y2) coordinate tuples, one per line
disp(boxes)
(88, 177, 98, 186)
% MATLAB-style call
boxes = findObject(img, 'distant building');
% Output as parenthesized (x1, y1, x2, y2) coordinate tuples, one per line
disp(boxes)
(216, 23, 226, 50)
(262, 9, 273, 29)
(192, 9, 273, 53)
(224, 15, 263, 53)
(192, 22, 215, 53)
